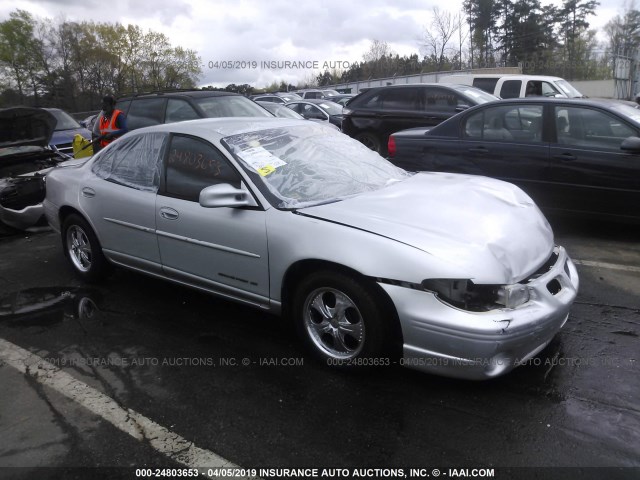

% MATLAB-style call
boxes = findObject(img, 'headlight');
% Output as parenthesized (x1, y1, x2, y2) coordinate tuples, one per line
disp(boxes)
(422, 279, 530, 312)
(496, 284, 530, 309)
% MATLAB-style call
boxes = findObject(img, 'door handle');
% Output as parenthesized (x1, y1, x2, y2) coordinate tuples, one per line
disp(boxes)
(468, 146, 489, 154)
(552, 153, 576, 161)
(81, 187, 95, 198)
(159, 207, 179, 220)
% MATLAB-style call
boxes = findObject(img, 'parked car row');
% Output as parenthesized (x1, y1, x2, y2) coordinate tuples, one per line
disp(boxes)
(387, 97, 640, 223)
(341, 83, 499, 155)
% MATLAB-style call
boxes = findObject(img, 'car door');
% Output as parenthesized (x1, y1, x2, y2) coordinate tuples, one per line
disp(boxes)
(423, 86, 471, 124)
(435, 103, 550, 203)
(156, 134, 270, 306)
(82, 132, 167, 273)
(547, 105, 640, 220)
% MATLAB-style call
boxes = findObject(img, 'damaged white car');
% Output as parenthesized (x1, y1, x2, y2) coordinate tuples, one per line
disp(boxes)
(44, 118, 579, 379)
(0, 107, 72, 230)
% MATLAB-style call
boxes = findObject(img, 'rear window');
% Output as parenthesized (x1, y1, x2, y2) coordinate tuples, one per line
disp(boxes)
(47, 109, 81, 130)
(472, 78, 499, 94)
(194, 96, 272, 117)
(115, 100, 131, 115)
(449, 86, 498, 104)
(500, 80, 522, 99)
(381, 88, 421, 110)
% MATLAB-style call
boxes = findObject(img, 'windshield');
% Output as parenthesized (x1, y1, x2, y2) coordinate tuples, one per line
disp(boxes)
(223, 123, 409, 209)
(610, 103, 640, 125)
(47, 109, 81, 130)
(555, 80, 584, 98)
(322, 90, 340, 96)
(315, 101, 343, 115)
(450, 86, 498, 104)
(194, 96, 273, 117)
(278, 93, 301, 101)
(258, 102, 303, 119)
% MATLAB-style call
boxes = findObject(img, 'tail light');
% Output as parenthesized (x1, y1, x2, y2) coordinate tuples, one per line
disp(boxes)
(387, 135, 396, 157)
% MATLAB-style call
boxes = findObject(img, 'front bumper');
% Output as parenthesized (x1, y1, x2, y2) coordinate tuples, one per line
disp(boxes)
(381, 246, 579, 380)
(0, 203, 45, 230)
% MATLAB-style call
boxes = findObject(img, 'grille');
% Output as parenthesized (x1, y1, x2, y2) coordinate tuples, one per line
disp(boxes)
(52, 142, 73, 155)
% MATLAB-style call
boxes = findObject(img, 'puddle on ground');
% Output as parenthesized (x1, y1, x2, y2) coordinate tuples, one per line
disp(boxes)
(0, 287, 103, 327)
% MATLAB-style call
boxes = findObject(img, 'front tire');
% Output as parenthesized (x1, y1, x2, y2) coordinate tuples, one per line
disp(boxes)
(293, 270, 392, 366)
(62, 214, 110, 282)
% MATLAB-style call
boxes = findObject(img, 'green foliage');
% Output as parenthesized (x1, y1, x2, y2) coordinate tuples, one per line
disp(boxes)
(0, 9, 202, 109)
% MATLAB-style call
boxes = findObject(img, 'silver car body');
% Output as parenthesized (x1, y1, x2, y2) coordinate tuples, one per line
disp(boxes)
(44, 118, 579, 380)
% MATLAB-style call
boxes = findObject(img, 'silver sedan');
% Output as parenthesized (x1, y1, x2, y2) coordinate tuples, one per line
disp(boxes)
(44, 118, 579, 380)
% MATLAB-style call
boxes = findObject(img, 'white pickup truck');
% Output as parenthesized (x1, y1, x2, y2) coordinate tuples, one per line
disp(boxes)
(439, 74, 585, 99)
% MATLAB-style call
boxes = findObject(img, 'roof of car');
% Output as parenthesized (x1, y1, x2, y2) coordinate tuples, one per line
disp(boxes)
(286, 99, 340, 105)
(117, 90, 241, 101)
(363, 83, 441, 90)
(125, 117, 322, 140)
(471, 97, 637, 108)
(444, 74, 566, 81)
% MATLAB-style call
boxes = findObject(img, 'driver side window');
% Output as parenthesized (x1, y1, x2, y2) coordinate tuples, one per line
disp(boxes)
(163, 135, 241, 202)
(554, 107, 636, 150)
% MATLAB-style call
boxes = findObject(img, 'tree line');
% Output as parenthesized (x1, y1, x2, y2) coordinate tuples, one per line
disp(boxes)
(0, 10, 201, 111)
(2, 2, 640, 104)
(313, 1, 640, 88)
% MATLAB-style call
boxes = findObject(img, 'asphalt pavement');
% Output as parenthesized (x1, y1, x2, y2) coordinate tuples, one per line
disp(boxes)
(0, 218, 638, 480)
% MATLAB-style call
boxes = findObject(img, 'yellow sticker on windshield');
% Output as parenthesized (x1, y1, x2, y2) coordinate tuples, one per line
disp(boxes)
(257, 165, 276, 176)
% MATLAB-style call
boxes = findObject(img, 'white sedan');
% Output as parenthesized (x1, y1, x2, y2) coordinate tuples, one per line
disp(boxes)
(44, 118, 579, 380)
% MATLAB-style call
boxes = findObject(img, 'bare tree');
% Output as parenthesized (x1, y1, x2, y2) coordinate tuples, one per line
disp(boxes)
(362, 39, 391, 63)
(361, 39, 396, 77)
(421, 8, 460, 71)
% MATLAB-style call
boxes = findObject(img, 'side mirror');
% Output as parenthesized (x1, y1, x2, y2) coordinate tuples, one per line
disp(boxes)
(199, 183, 258, 208)
(620, 136, 640, 153)
(455, 104, 470, 112)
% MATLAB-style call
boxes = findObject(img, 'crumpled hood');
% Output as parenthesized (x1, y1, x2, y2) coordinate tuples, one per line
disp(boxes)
(300, 172, 554, 284)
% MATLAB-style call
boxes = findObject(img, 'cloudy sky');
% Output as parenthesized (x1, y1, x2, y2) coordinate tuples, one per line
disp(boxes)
(1, 0, 625, 88)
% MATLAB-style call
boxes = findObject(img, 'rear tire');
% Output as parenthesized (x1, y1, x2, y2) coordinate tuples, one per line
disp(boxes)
(355, 132, 383, 155)
(62, 214, 110, 283)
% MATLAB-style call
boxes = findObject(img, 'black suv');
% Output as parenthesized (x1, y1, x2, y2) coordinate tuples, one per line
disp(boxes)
(342, 84, 498, 155)
(115, 90, 273, 131)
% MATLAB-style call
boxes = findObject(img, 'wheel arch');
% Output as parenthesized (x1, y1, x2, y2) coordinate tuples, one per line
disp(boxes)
(58, 206, 103, 245)
(281, 259, 403, 355)
(59, 205, 85, 226)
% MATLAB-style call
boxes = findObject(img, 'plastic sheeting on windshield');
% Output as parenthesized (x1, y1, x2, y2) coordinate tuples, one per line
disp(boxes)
(91, 132, 166, 192)
(224, 124, 409, 209)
